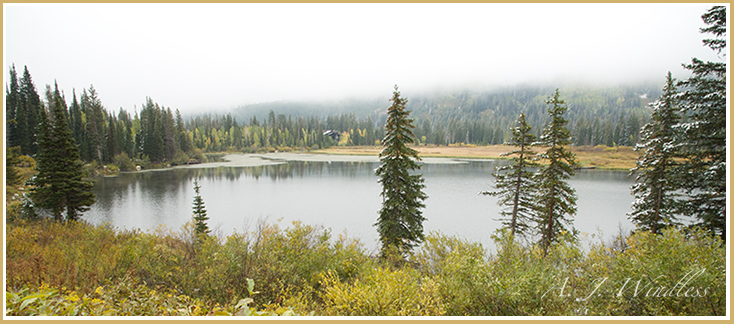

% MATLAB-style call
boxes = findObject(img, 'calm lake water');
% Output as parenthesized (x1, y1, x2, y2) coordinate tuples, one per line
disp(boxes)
(84, 158, 636, 253)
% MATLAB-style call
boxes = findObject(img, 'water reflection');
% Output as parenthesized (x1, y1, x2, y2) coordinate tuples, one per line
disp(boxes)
(85, 160, 636, 252)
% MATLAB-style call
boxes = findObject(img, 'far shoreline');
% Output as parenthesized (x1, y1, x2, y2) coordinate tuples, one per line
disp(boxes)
(312, 145, 637, 170)
(117, 144, 636, 175)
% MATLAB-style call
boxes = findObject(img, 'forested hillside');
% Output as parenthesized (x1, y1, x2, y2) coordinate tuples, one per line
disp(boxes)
(6, 66, 661, 170)
(231, 82, 660, 147)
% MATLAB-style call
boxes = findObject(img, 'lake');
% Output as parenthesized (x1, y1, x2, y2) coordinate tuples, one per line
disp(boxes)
(83, 153, 636, 253)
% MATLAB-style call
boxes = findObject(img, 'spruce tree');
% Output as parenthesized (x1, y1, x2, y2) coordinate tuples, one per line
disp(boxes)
(481, 113, 538, 238)
(6, 64, 20, 148)
(175, 109, 191, 153)
(192, 178, 210, 237)
(69, 90, 87, 161)
(675, 6, 726, 240)
(6, 146, 23, 188)
(629, 72, 682, 234)
(30, 91, 95, 221)
(81, 86, 106, 162)
(535, 89, 578, 254)
(375, 85, 428, 258)
(19, 66, 42, 156)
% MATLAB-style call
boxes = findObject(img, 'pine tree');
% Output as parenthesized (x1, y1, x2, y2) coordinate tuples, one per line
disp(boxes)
(30, 90, 95, 221)
(81, 86, 106, 162)
(6, 64, 20, 148)
(19, 66, 42, 156)
(6, 146, 23, 188)
(535, 89, 578, 255)
(481, 113, 538, 238)
(163, 108, 177, 161)
(139, 100, 165, 163)
(629, 72, 682, 234)
(68, 90, 88, 161)
(375, 85, 428, 258)
(105, 114, 117, 163)
(175, 109, 191, 153)
(192, 179, 210, 237)
(675, 6, 727, 240)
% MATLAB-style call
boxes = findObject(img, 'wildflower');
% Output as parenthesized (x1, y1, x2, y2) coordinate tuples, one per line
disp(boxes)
(67, 292, 80, 303)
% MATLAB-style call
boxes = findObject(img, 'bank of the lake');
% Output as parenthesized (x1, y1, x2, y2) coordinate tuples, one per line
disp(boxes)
(6, 219, 726, 316)
(109, 144, 636, 176)
(313, 144, 638, 170)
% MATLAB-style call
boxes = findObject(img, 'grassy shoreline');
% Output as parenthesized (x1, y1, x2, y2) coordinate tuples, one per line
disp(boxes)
(5, 219, 725, 316)
(312, 144, 637, 170)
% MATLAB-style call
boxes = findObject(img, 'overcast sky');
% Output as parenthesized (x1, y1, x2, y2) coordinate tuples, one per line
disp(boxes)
(3, 3, 724, 114)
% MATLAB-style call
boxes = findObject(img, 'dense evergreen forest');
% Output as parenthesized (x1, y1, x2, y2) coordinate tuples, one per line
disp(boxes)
(6, 66, 658, 170)
(234, 82, 658, 147)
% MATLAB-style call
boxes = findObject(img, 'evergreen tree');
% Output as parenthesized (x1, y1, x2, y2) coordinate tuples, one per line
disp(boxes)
(19, 66, 42, 156)
(175, 109, 191, 153)
(675, 6, 727, 240)
(6, 146, 23, 188)
(626, 113, 641, 145)
(105, 114, 117, 163)
(535, 89, 578, 255)
(69, 90, 87, 161)
(119, 109, 135, 158)
(6, 64, 20, 148)
(602, 122, 614, 147)
(375, 85, 428, 258)
(81, 86, 106, 162)
(163, 108, 177, 161)
(481, 113, 538, 238)
(191, 178, 210, 237)
(29, 91, 95, 221)
(629, 72, 682, 234)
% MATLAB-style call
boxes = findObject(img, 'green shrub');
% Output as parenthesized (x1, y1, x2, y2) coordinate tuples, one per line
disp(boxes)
(6, 218, 724, 316)
(410, 228, 725, 316)
(112, 152, 135, 171)
(319, 267, 444, 316)
(232, 220, 370, 307)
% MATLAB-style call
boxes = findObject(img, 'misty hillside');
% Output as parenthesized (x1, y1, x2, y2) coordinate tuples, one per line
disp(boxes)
(234, 82, 661, 121)
(228, 81, 662, 146)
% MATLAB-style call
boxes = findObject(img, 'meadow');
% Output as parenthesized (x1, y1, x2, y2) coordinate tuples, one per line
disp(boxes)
(316, 144, 638, 170)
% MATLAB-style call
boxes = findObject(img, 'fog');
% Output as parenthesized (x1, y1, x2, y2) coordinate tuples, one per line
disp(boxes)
(3, 3, 723, 114)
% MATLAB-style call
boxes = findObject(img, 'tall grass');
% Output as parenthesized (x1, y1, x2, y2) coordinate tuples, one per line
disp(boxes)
(5, 219, 726, 316)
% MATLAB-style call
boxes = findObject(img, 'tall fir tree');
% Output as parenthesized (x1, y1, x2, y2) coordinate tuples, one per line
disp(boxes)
(192, 178, 210, 237)
(68, 90, 88, 161)
(6, 64, 20, 148)
(535, 89, 578, 255)
(375, 85, 428, 258)
(119, 109, 135, 159)
(629, 72, 682, 234)
(82, 85, 106, 162)
(30, 90, 95, 221)
(481, 113, 538, 238)
(163, 108, 177, 161)
(675, 6, 727, 240)
(105, 113, 118, 163)
(175, 109, 191, 153)
(19, 66, 42, 156)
